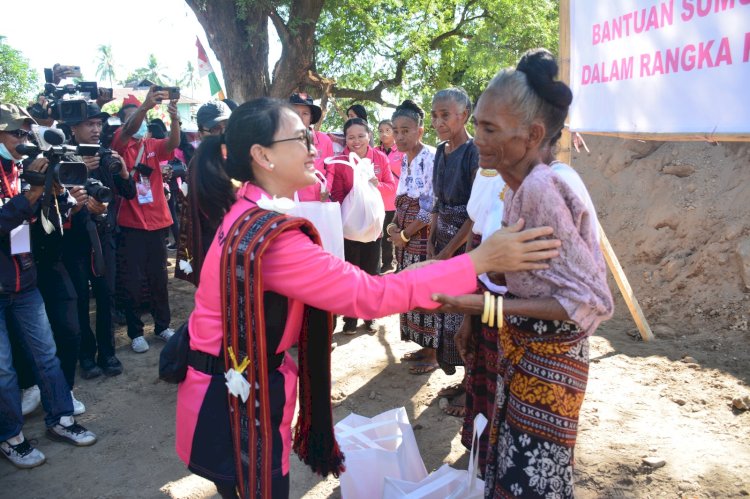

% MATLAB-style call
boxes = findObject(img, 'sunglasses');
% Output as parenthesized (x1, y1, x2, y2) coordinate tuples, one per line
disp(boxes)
(270, 128, 314, 152)
(4, 129, 31, 139)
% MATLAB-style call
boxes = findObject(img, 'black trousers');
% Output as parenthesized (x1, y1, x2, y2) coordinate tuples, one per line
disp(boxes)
(36, 261, 80, 389)
(343, 238, 381, 323)
(117, 227, 171, 338)
(64, 250, 115, 363)
(380, 210, 396, 272)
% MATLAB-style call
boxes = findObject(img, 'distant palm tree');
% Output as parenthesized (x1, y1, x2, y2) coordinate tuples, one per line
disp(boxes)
(179, 61, 198, 97)
(96, 44, 116, 87)
(142, 54, 170, 86)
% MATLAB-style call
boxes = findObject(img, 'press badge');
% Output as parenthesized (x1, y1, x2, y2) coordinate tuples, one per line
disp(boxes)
(10, 222, 31, 255)
(137, 176, 154, 204)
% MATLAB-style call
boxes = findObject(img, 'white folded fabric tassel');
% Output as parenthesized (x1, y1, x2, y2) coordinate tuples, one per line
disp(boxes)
(256, 194, 295, 213)
(178, 259, 193, 274)
(225, 369, 251, 403)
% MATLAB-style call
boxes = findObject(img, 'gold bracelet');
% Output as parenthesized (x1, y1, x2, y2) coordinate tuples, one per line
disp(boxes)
(488, 293, 495, 328)
(481, 291, 490, 323)
(400, 230, 410, 243)
(496, 295, 503, 331)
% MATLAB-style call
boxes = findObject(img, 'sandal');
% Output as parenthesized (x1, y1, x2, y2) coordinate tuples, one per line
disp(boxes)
(408, 362, 440, 375)
(442, 393, 467, 418)
(438, 383, 465, 399)
(401, 349, 430, 362)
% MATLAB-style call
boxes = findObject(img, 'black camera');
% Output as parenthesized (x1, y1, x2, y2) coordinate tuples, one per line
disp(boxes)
(85, 178, 113, 204)
(99, 147, 123, 174)
(16, 129, 90, 187)
(134, 163, 154, 177)
(153, 86, 180, 102)
(42, 81, 98, 122)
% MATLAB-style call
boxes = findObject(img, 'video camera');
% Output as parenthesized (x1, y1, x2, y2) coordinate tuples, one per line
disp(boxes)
(17, 127, 92, 188)
(40, 65, 104, 123)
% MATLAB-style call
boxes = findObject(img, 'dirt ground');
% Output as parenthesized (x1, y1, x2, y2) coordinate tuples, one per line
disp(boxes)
(2, 137, 749, 498)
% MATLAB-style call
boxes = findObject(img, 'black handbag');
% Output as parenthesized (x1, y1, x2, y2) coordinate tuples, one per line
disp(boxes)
(159, 322, 189, 383)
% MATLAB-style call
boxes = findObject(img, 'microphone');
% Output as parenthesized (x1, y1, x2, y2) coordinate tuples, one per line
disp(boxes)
(43, 128, 66, 146)
(15, 144, 41, 156)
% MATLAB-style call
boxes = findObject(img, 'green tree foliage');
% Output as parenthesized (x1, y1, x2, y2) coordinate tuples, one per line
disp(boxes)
(179, 61, 199, 97)
(0, 38, 39, 106)
(96, 44, 117, 87)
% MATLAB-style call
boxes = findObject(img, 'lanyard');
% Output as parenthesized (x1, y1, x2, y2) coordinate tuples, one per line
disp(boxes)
(0, 163, 19, 198)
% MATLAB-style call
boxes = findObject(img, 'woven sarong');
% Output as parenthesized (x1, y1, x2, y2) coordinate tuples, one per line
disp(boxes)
(484, 313, 589, 499)
(434, 204, 470, 369)
(394, 195, 437, 348)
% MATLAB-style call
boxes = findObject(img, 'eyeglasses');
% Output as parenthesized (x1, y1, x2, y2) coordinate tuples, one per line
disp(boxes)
(3, 129, 31, 139)
(270, 128, 314, 152)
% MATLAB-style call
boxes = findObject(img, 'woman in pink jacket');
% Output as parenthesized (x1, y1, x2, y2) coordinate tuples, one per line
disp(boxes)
(174, 98, 561, 499)
(326, 117, 396, 334)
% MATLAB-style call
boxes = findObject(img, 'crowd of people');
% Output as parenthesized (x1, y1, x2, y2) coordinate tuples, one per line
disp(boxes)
(1, 47, 613, 499)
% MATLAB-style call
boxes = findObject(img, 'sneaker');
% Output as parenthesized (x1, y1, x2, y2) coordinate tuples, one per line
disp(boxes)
(156, 328, 175, 342)
(46, 416, 97, 447)
(21, 385, 41, 416)
(80, 358, 103, 380)
(131, 336, 149, 353)
(98, 355, 123, 377)
(363, 320, 378, 335)
(71, 391, 86, 416)
(1, 436, 46, 469)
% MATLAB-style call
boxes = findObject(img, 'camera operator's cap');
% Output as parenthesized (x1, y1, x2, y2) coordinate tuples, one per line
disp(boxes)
(196, 100, 232, 131)
(0, 103, 38, 131)
(63, 102, 110, 126)
(289, 93, 322, 125)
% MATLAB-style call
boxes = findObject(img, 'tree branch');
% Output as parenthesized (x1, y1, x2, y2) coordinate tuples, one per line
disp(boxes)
(429, 12, 488, 50)
(311, 59, 406, 107)
(269, 9, 291, 47)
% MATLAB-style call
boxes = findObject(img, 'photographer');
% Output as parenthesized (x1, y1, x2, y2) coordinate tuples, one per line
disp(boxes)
(112, 87, 179, 353)
(62, 102, 135, 378)
(0, 103, 96, 469)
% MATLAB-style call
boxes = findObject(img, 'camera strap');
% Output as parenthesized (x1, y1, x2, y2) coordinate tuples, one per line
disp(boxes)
(134, 142, 146, 168)
(0, 163, 19, 197)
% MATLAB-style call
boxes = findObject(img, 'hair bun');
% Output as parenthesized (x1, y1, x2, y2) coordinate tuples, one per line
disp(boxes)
(397, 99, 425, 121)
(516, 48, 573, 110)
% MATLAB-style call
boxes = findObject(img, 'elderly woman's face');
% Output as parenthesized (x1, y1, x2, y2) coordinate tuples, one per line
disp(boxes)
(472, 92, 531, 173)
(430, 99, 467, 142)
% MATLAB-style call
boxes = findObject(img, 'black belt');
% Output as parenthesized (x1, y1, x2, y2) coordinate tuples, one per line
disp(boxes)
(188, 349, 284, 375)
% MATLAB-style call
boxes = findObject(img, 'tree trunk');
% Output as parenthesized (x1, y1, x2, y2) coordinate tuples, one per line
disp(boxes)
(186, 0, 271, 102)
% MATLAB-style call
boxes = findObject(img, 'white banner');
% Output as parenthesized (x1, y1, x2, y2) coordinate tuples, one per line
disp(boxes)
(569, 0, 750, 134)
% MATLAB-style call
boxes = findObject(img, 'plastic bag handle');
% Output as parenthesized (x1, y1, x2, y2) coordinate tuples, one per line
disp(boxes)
(335, 420, 403, 450)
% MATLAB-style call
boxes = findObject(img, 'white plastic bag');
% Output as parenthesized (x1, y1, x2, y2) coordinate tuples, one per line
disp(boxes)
(382, 414, 487, 499)
(289, 173, 345, 260)
(327, 152, 385, 242)
(335, 407, 427, 499)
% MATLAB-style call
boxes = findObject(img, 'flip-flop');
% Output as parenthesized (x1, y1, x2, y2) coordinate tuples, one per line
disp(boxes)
(408, 362, 439, 375)
(438, 383, 465, 399)
(401, 349, 429, 362)
(442, 393, 467, 418)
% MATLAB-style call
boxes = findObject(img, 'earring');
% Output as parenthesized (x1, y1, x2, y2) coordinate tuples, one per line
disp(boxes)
(268, 163, 275, 170)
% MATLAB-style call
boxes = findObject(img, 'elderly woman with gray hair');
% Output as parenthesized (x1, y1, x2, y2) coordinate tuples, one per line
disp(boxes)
(433, 49, 613, 498)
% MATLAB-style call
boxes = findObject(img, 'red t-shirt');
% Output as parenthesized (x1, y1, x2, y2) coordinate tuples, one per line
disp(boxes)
(113, 128, 174, 230)
(326, 146, 396, 204)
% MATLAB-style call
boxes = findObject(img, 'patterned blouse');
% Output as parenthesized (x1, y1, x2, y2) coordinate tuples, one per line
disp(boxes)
(503, 163, 614, 335)
(395, 144, 436, 224)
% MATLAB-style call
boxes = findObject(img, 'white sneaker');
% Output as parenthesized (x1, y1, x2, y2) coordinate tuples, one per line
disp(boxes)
(156, 328, 175, 342)
(131, 336, 149, 353)
(1, 434, 46, 469)
(46, 416, 97, 447)
(71, 391, 85, 416)
(21, 385, 41, 416)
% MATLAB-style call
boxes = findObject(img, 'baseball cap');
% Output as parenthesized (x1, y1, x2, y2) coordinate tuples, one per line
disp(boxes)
(289, 93, 322, 125)
(64, 102, 110, 126)
(197, 100, 232, 130)
(0, 103, 38, 131)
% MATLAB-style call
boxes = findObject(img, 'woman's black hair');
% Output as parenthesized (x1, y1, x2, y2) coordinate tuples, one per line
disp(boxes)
(378, 119, 393, 128)
(193, 97, 291, 220)
(343, 117, 370, 135)
(346, 104, 368, 121)
(391, 99, 424, 126)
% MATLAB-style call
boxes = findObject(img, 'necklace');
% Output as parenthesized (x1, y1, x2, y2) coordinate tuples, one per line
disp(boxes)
(499, 185, 509, 201)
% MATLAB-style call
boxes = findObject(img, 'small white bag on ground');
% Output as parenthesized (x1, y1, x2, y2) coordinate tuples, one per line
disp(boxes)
(382, 413, 487, 499)
(327, 152, 385, 242)
(335, 407, 427, 499)
(290, 174, 345, 260)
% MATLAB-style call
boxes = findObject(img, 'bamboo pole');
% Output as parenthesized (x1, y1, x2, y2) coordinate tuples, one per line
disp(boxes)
(571, 131, 750, 142)
(560, 0, 655, 341)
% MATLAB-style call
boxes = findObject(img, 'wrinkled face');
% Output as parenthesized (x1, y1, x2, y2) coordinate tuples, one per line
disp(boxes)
(264, 109, 318, 191)
(293, 104, 312, 128)
(430, 99, 467, 142)
(345, 123, 369, 157)
(0, 123, 32, 160)
(392, 116, 421, 152)
(472, 92, 530, 174)
(71, 118, 103, 145)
